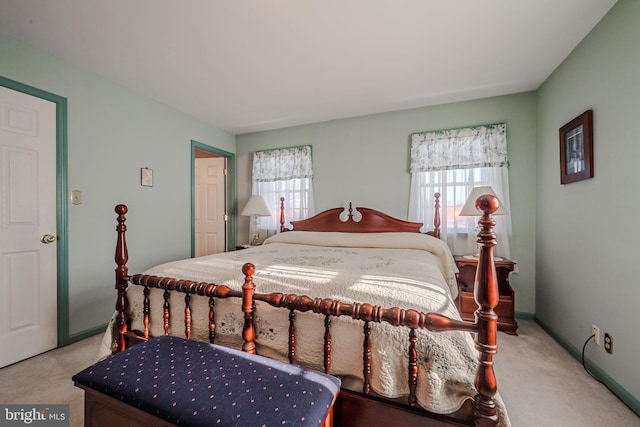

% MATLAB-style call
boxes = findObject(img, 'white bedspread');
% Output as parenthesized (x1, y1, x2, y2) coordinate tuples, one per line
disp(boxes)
(102, 231, 509, 425)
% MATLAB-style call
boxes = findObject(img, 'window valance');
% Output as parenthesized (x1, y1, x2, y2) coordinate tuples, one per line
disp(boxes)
(410, 123, 508, 173)
(252, 145, 313, 182)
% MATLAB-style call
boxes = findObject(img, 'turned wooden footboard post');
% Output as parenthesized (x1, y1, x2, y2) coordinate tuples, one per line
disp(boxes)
(472, 195, 500, 427)
(114, 204, 130, 353)
(241, 263, 257, 354)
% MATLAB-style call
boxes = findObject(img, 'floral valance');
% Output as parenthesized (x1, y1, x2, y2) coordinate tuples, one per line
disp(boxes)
(252, 145, 313, 182)
(410, 123, 508, 173)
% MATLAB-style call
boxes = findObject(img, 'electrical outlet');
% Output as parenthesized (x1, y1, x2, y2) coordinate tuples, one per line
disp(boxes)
(604, 333, 613, 354)
(592, 325, 600, 345)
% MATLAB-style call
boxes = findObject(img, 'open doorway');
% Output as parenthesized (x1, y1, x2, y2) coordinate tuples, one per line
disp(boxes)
(191, 141, 236, 256)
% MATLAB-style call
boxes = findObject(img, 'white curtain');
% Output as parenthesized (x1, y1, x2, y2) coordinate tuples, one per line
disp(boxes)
(408, 124, 514, 260)
(251, 146, 315, 236)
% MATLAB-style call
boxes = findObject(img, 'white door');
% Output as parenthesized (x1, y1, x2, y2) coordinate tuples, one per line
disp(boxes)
(0, 86, 57, 367)
(194, 157, 226, 256)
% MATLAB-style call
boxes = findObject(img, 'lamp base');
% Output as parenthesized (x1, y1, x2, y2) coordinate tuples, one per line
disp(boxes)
(252, 215, 262, 245)
(251, 233, 261, 246)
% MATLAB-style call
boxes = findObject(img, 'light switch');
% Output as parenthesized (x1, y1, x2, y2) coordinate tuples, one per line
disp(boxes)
(71, 190, 82, 205)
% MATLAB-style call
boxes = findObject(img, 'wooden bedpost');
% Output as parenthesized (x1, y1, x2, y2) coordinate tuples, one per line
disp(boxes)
(241, 263, 257, 354)
(114, 204, 130, 353)
(472, 195, 500, 427)
(433, 192, 441, 239)
(279, 197, 286, 232)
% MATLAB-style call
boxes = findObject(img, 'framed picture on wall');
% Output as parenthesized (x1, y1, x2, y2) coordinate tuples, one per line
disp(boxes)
(141, 167, 153, 187)
(559, 110, 593, 184)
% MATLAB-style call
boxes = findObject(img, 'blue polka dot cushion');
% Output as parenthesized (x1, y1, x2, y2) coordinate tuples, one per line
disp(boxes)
(73, 335, 341, 426)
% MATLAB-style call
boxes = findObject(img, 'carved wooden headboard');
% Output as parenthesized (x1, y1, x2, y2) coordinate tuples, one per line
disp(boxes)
(278, 193, 440, 238)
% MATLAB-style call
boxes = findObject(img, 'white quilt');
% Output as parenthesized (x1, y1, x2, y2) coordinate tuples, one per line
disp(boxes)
(101, 231, 510, 425)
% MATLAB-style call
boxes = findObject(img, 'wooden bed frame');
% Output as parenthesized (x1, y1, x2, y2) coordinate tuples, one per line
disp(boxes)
(112, 193, 504, 427)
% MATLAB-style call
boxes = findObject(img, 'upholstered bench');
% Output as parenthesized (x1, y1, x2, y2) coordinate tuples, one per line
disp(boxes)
(73, 335, 341, 426)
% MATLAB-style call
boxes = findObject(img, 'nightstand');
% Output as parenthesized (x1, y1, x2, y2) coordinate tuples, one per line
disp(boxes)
(454, 255, 518, 335)
(235, 244, 258, 250)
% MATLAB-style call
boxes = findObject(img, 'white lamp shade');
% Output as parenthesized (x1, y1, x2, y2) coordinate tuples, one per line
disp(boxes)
(241, 195, 272, 217)
(459, 186, 508, 216)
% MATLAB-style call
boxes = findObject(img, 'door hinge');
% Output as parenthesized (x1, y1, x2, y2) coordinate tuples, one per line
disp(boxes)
(223, 168, 228, 175)
(224, 214, 228, 222)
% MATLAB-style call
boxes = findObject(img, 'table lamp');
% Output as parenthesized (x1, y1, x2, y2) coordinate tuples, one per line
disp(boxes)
(459, 186, 508, 259)
(241, 195, 272, 245)
(459, 186, 508, 217)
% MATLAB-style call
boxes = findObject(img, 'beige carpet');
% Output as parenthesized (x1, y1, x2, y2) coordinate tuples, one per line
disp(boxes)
(495, 320, 639, 426)
(0, 319, 637, 427)
(0, 333, 103, 427)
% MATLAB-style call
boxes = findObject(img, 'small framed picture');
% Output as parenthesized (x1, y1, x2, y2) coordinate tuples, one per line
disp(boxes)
(141, 167, 153, 187)
(559, 110, 593, 184)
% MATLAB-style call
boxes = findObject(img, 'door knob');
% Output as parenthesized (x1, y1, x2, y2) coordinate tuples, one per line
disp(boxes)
(40, 234, 57, 244)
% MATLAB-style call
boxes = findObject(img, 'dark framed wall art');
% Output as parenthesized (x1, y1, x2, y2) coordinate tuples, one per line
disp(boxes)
(559, 109, 593, 184)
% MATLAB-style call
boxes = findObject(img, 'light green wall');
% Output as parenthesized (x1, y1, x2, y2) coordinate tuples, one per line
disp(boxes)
(536, 0, 639, 412)
(237, 93, 537, 314)
(0, 35, 235, 339)
(4, 1, 638, 412)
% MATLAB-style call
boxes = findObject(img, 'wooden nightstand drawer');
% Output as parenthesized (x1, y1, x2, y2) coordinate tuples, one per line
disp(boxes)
(454, 255, 518, 335)
(458, 293, 515, 320)
(495, 295, 515, 319)
(458, 291, 479, 316)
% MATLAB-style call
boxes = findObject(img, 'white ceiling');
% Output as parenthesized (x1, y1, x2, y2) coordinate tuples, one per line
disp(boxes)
(0, 0, 617, 134)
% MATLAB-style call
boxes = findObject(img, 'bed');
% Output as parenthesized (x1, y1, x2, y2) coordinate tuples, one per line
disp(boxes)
(105, 194, 510, 427)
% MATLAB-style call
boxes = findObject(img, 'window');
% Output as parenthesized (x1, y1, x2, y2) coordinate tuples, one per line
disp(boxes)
(408, 124, 513, 259)
(251, 145, 315, 235)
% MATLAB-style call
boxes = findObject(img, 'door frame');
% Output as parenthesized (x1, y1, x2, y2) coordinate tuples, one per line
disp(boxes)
(0, 76, 71, 347)
(191, 140, 236, 256)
